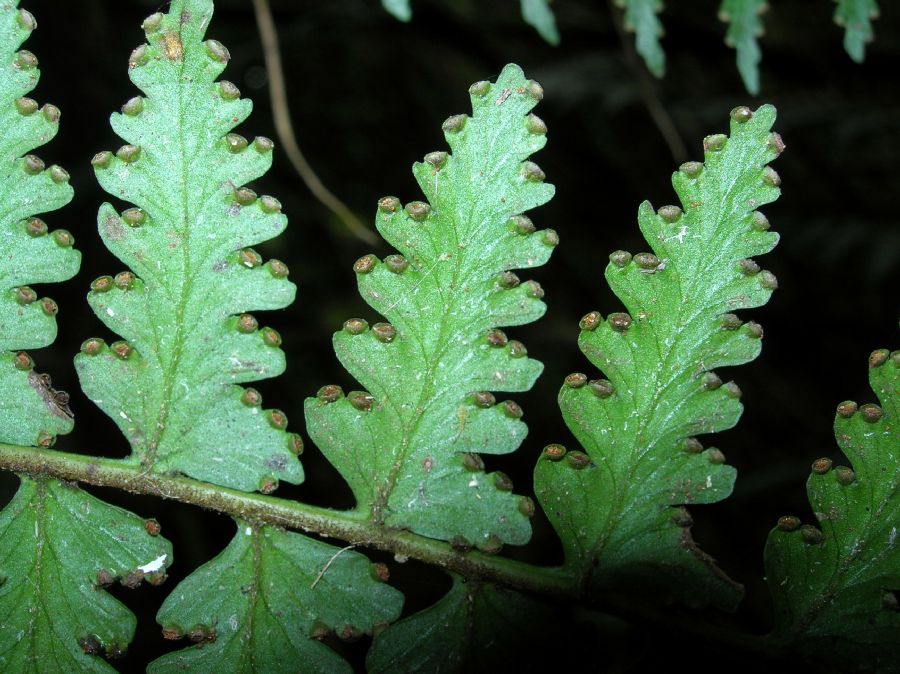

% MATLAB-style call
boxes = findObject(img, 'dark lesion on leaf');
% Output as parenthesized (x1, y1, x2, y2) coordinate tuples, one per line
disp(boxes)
(27, 370, 73, 421)
(265, 454, 288, 471)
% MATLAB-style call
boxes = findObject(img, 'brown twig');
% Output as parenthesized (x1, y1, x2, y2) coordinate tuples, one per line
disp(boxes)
(310, 544, 356, 588)
(608, 0, 689, 164)
(251, 0, 378, 245)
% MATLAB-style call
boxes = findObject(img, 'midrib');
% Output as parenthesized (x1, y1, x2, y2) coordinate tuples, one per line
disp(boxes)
(145, 54, 194, 467)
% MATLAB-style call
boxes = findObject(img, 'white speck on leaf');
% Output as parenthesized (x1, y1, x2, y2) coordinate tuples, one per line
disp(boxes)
(138, 553, 167, 574)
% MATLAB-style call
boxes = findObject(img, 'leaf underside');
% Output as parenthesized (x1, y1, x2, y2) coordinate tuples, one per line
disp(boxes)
(520, 0, 560, 46)
(0, 7, 170, 672)
(151, 522, 402, 674)
(834, 0, 879, 63)
(0, 478, 173, 672)
(75, 0, 302, 493)
(616, 0, 666, 77)
(765, 349, 899, 671)
(367, 575, 559, 674)
(306, 64, 556, 550)
(719, 0, 767, 95)
(0, 2, 79, 447)
(535, 104, 783, 610)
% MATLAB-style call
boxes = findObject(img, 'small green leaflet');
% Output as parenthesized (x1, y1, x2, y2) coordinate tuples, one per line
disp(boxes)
(834, 0, 879, 63)
(151, 522, 403, 673)
(76, 0, 302, 493)
(719, 0, 767, 95)
(306, 64, 556, 550)
(381, 0, 412, 23)
(0, 478, 173, 672)
(0, 2, 80, 447)
(380, 0, 560, 44)
(368, 574, 558, 673)
(535, 104, 784, 610)
(765, 348, 899, 671)
(520, 0, 560, 46)
(615, 0, 666, 77)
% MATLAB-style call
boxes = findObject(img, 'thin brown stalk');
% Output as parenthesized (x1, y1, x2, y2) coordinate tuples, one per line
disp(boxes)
(608, 0, 689, 164)
(251, 0, 378, 244)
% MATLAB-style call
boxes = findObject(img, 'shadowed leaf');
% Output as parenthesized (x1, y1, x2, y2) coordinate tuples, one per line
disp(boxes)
(719, 0, 767, 95)
(521, 0, 560, 46)
(765, 347, 899, 670)
(615, 0, 666, 77)
(382, 0, 412, 22)
(368, 575, 557, 673)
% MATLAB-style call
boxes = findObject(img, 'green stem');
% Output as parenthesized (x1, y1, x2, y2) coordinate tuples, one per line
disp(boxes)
(0, 442, 776, 658)
(0, 442, 573, 596)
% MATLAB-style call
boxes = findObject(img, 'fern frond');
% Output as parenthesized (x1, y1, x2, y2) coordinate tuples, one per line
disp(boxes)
(306, 64, 555, 549)
(75, 0, 302, 492)
(151, 521, 402, 673)
(521, 0, 560, 46)
(834, 0, 879, 63)
(0, 8, 176, 670)
(0, 477, 173, 671)
(719, 0, 767, 95)
(367, 574, 554, 673)
(615, 0, 666, 77)
(535, 105, 783, 609)
(0, 3, 80, 446)
(765, 346, 899, 670)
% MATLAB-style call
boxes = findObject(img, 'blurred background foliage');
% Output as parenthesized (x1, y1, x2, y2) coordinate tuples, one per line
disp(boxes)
(4, 0, 898, 670)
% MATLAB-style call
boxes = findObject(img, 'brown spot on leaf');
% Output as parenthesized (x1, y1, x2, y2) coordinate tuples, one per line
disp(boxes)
(27, 370, 73, 420)
(265, 454, 288, 471)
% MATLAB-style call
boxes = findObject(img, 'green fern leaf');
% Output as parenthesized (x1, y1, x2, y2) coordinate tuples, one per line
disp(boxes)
(615, 0, 666, 77)
(367, 574, 554, 673)
(834, 0, 879, 63)
(521, 0, 560, 46)
(0, 3, 80, 446)
(75, 0, 302, 492)
(535, 105, 784, 610)
(382, 0, 412, 23)
(306, 64, 555, 549)
(0, 7, 175, 671)
(150, 522, 402, 673)
(0, 477, 173, 671)
(765, 347, 899, 670)
(719, 0, 767, 95)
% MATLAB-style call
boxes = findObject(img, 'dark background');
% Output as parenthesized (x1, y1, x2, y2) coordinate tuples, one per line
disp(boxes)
(3, 0, 898, 670)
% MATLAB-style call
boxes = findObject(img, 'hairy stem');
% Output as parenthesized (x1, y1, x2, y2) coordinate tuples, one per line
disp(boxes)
(0, 442, 773, 657)
(0, 442, 570, 595)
